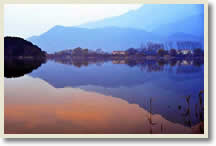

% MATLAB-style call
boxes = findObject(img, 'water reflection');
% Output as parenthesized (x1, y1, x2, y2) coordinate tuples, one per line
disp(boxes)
(5, 58, 204, 134)
(4, 58, 203, 79)
(4, 58, 45, 78)
(28, 60, 203, 127)
(50, 58, 204, 72)
(5, 76, 202, 134)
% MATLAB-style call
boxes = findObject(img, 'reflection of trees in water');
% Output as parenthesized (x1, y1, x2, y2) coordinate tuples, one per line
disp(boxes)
(193, 59, 204, 67)
(49, 57, 204, 74)
(51, 57, 109, 68)
(135, 59, 203, 73)
(5, 58, 46, 78)
(141, 60, 165, 72)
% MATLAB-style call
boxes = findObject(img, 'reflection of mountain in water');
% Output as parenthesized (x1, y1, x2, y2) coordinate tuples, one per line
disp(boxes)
(4, 58, 203, 127)
(5, 75, 203, 134)
(4, 58, 45, 78)
(29, 60, 204, 127)
(30, 59, 203, 88)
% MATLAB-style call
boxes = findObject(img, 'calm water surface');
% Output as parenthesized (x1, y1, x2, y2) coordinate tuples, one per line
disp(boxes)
(5, 59, 204, 134)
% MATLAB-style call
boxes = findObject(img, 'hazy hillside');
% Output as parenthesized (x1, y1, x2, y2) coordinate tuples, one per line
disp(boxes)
(166, 32, 203, 41)
(28, 26, 162, 53)
(28, 26, 203, 53)
(28, 4, 204, 53)
(79, 4, 204, 32)
(153, 14, 204, 37)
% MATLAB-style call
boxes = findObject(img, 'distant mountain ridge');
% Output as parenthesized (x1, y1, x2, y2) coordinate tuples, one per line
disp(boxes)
(28, 4, 204, 53)
(79, 4, 204, 32)
(28, 26, 203, 53)
(28, 26, 162, 53)
(153, 14, 204, 37)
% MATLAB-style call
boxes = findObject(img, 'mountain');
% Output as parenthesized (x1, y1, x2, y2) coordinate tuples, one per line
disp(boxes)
(166, 32, 204, 50)
(153, 14, 204, 37)
(28, 4, 204, 53)
(167, 32, 203, 41)
(79, 4, 204, 32)
(28, 25, 203, 53)
(28, 26, 162, 53)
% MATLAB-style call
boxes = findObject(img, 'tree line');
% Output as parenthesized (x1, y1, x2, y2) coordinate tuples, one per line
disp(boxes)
(49, 42, 204, 59)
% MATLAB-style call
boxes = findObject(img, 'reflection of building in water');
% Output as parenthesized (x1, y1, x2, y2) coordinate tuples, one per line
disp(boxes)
(112, 60, 126, 64)
(177, 49, 193, 55)
(175, 60, 192, 66)
(112, 51, 126, 55)
(181, 60, 193, 65)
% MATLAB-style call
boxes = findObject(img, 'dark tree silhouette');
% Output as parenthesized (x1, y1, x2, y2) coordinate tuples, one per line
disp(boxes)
(126, 48, 137, 55)
(4, 36, 46, 59)
(157, 48, 167, 57)
(169, 48, 177, 57)
(193, 48, 204, 57)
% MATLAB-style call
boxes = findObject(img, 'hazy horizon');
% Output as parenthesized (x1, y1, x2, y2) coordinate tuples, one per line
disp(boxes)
(4, 4, 143, 38)
(5, 4, 204, 53)
(4, 4, 203, 39)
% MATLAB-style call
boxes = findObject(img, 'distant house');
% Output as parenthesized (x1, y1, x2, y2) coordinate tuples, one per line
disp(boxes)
(181, 49, 193, 55)
(112, 51, 126, 55)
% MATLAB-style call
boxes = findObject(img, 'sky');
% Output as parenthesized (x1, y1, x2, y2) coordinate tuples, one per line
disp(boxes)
(4, 4, 143, 38)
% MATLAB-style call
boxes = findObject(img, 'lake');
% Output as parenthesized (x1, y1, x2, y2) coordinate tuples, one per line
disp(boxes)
(4, 59, 204, 134)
